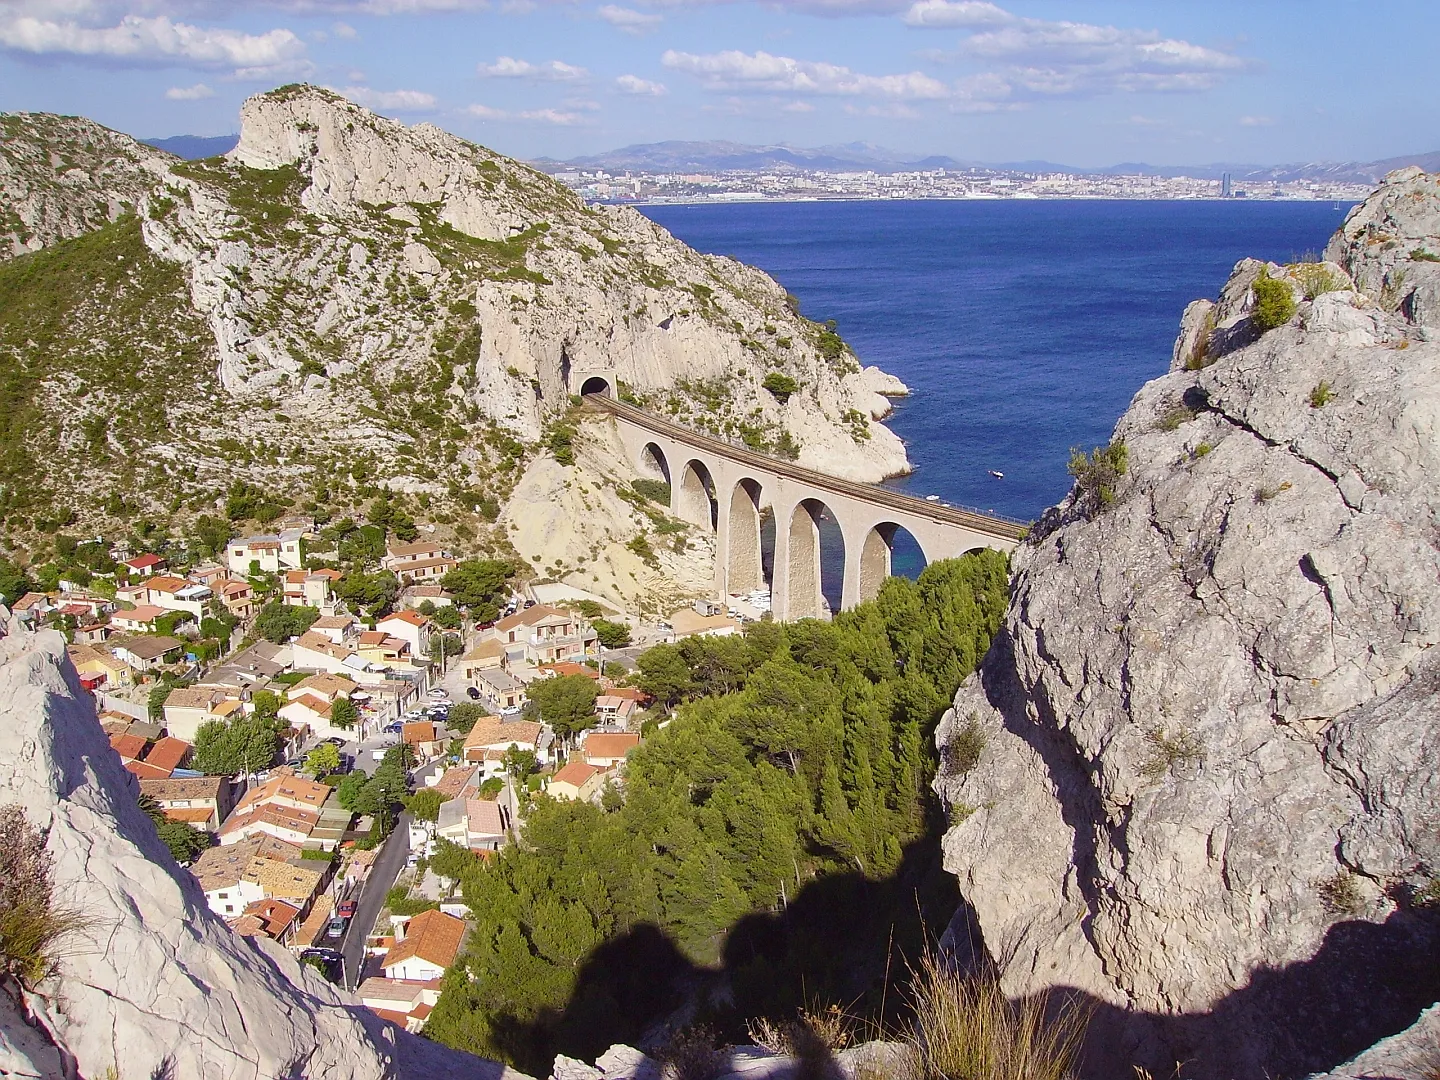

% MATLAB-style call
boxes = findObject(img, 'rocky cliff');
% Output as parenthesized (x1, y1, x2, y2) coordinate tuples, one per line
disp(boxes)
(934, 168, 1440, 1079)
(0, 610, 533, 1080)
(0, 86, 907, 604)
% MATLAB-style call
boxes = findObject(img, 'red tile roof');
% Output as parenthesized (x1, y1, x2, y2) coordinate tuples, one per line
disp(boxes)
(125, 760, 172, 780)
(381, 909, 465, 972)
(109, 732, 148, 761)
(552, 761, 601, 788)
(143, 736, 191, 774)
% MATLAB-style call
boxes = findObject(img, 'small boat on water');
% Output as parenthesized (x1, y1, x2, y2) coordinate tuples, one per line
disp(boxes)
(989, 469, 1004, 479)
(925, 494, 940, 502)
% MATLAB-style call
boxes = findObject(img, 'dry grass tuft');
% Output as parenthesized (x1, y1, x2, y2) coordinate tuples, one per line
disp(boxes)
(658, 1025, 724, 1080)
(897, 949, 1090, 1080)
(0, 803, 92, 989)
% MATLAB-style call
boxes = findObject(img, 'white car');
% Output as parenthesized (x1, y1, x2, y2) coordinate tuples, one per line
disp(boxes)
(427, 689, 447, 698)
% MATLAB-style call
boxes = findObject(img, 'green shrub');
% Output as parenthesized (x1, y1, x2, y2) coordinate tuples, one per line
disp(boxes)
(548, 424, 576, 466)
(1192, 442, 1213, 459)
(632, 479, 671, 504)
(1316, 871, 1364, 917)
(761, 372, 800, 401)
(945, 714, 986, 775)
(1251, 270, 1298, 332)
(1138, 726, 1203, 781)
(1309, 381, 1334, 408)
(1290, 263, 1348, 299)
(1066, 441, 1128, 514)
(1410, 248, 1440, 263)
(1154, 405, 1197, 432)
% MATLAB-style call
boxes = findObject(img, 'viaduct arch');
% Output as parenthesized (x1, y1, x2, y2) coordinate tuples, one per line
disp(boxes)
(592, 397, 1025, 620)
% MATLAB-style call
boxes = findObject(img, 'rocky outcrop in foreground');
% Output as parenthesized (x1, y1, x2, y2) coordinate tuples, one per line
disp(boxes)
(0, 612, 526, 1080)
(934, 168, 1440, 1079)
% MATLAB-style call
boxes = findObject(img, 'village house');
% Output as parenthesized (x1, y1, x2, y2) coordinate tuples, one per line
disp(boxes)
(592, 695, 639, 728)
(226, 530, 306, 575)
(283, 568, 342, 610)
(202, 640, 289, 692)
(139, 575, 213, 619)
(140, 775, 235, 831)
(380, 909, 466, 982)
(66, 643, 133, 690)
(358, 978, 438, 1033)
(9, 592, 51, 627)
(218, 579, 258, 621)
(402, 720, 446, 761)
(461, 718, 546, 771)
(108, 731, 148, 765)
(375, 610, 433, 658)
(668, 607, 743, 639)
(73, 621, 112, 645)
(279, 673, 359, 741)
(428, 763, 481, 800)
(582, 732, 641, 771)
(490, 605, 596, 666)
(307, 614, 359, 644)
(217, 771, 334, 848)
(110, 605, 170, 633)
(473, 667, 526, 715)
(459, 639, 505, 683)
(399, 585, 453, 610)
(122, 553, 166, 578)
(379, 542, 457, 584)
(548, 761, 604, 802)
(229, 898, 303, 948)
(162, 686, 245, 742)
(190, 834, 310, 916)
(109, 635, 184, 673)
(435, 797, 509, 853)
(356, 631, 412, 667)
(141, 736, 193, 776)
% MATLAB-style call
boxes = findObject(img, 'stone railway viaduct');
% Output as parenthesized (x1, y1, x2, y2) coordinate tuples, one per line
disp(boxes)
(574, 381, 1025, 622)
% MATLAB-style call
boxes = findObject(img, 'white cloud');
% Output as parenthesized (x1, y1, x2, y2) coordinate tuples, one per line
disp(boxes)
(522, 107, 584, 125)
(661, 49, 951, 100)
(464, 103, 588, 125)
(340, 85, 437, 111)
(165, 81, 214, 99)
(843, 102, 919, 118)
(0, 13, 307, 74)
(597, 5, 661, 33)
(477, 55, 587, 80)
(901, 2, 1246, 99)
(1239, 114, 1275, 126)
(782, 100, 814, 112)
(902, 0, 1009, 28)
(331, 20, 358, 37)
(615, 73, 666, 96)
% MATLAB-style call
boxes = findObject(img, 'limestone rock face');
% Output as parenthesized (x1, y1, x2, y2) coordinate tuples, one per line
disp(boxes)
(0, 614, 530, 1080)
(934, 172, 1440, 1079)
(0, 113, 171, 256)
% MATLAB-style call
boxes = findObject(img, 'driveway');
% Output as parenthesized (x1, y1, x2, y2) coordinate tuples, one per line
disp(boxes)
(340, 809, 411, 990)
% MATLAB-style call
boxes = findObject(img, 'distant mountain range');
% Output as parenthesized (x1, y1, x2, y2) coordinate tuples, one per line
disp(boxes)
(143, 132, 1440, 186)
(141, 134, 239, 159)
(534, 140, 1440, 185)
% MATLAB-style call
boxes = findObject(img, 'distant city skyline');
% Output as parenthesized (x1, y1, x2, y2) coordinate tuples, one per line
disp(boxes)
(0, 1, 1431, 167)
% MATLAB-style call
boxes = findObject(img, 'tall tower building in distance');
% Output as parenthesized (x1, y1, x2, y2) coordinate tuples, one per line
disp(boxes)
(1222, 172, 1233, 198)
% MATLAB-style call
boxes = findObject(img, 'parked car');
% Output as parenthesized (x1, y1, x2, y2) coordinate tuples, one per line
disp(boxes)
(427, 688, 447, 698)
(337, 900, 357, 920)
(336, 754, 355, 774)
(466, 686, 481, 700)
(324, 917, 346, 940)
(383, 721, 403, 734)
(285, 756, 305, 770)
(322, 736, 346, 747)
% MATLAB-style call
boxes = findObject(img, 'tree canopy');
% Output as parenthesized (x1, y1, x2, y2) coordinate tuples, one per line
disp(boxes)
(304, 743, 341, 777)
(422, 553, 1011, 1073)
(441, 559, 514, 622)
(254, 601, 319, 644)
(192, 714, 284, 776)
(592, 618, 632, 650)
(527, 674, 600, 741)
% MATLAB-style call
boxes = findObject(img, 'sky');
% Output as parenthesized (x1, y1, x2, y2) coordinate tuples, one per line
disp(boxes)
(0, 0, 1434, 165)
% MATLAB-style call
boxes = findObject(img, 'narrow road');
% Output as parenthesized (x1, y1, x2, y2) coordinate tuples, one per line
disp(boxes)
(341, 810, 411, 990)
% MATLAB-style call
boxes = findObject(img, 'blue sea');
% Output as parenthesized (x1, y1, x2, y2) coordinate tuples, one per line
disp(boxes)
(640, 199, 1349, 601)
(642, 199, 1349, 517)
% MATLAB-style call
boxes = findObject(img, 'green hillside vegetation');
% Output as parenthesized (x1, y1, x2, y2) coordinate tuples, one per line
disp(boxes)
(423, 551, 1010, 1073)
(0, 215, 209, 533)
